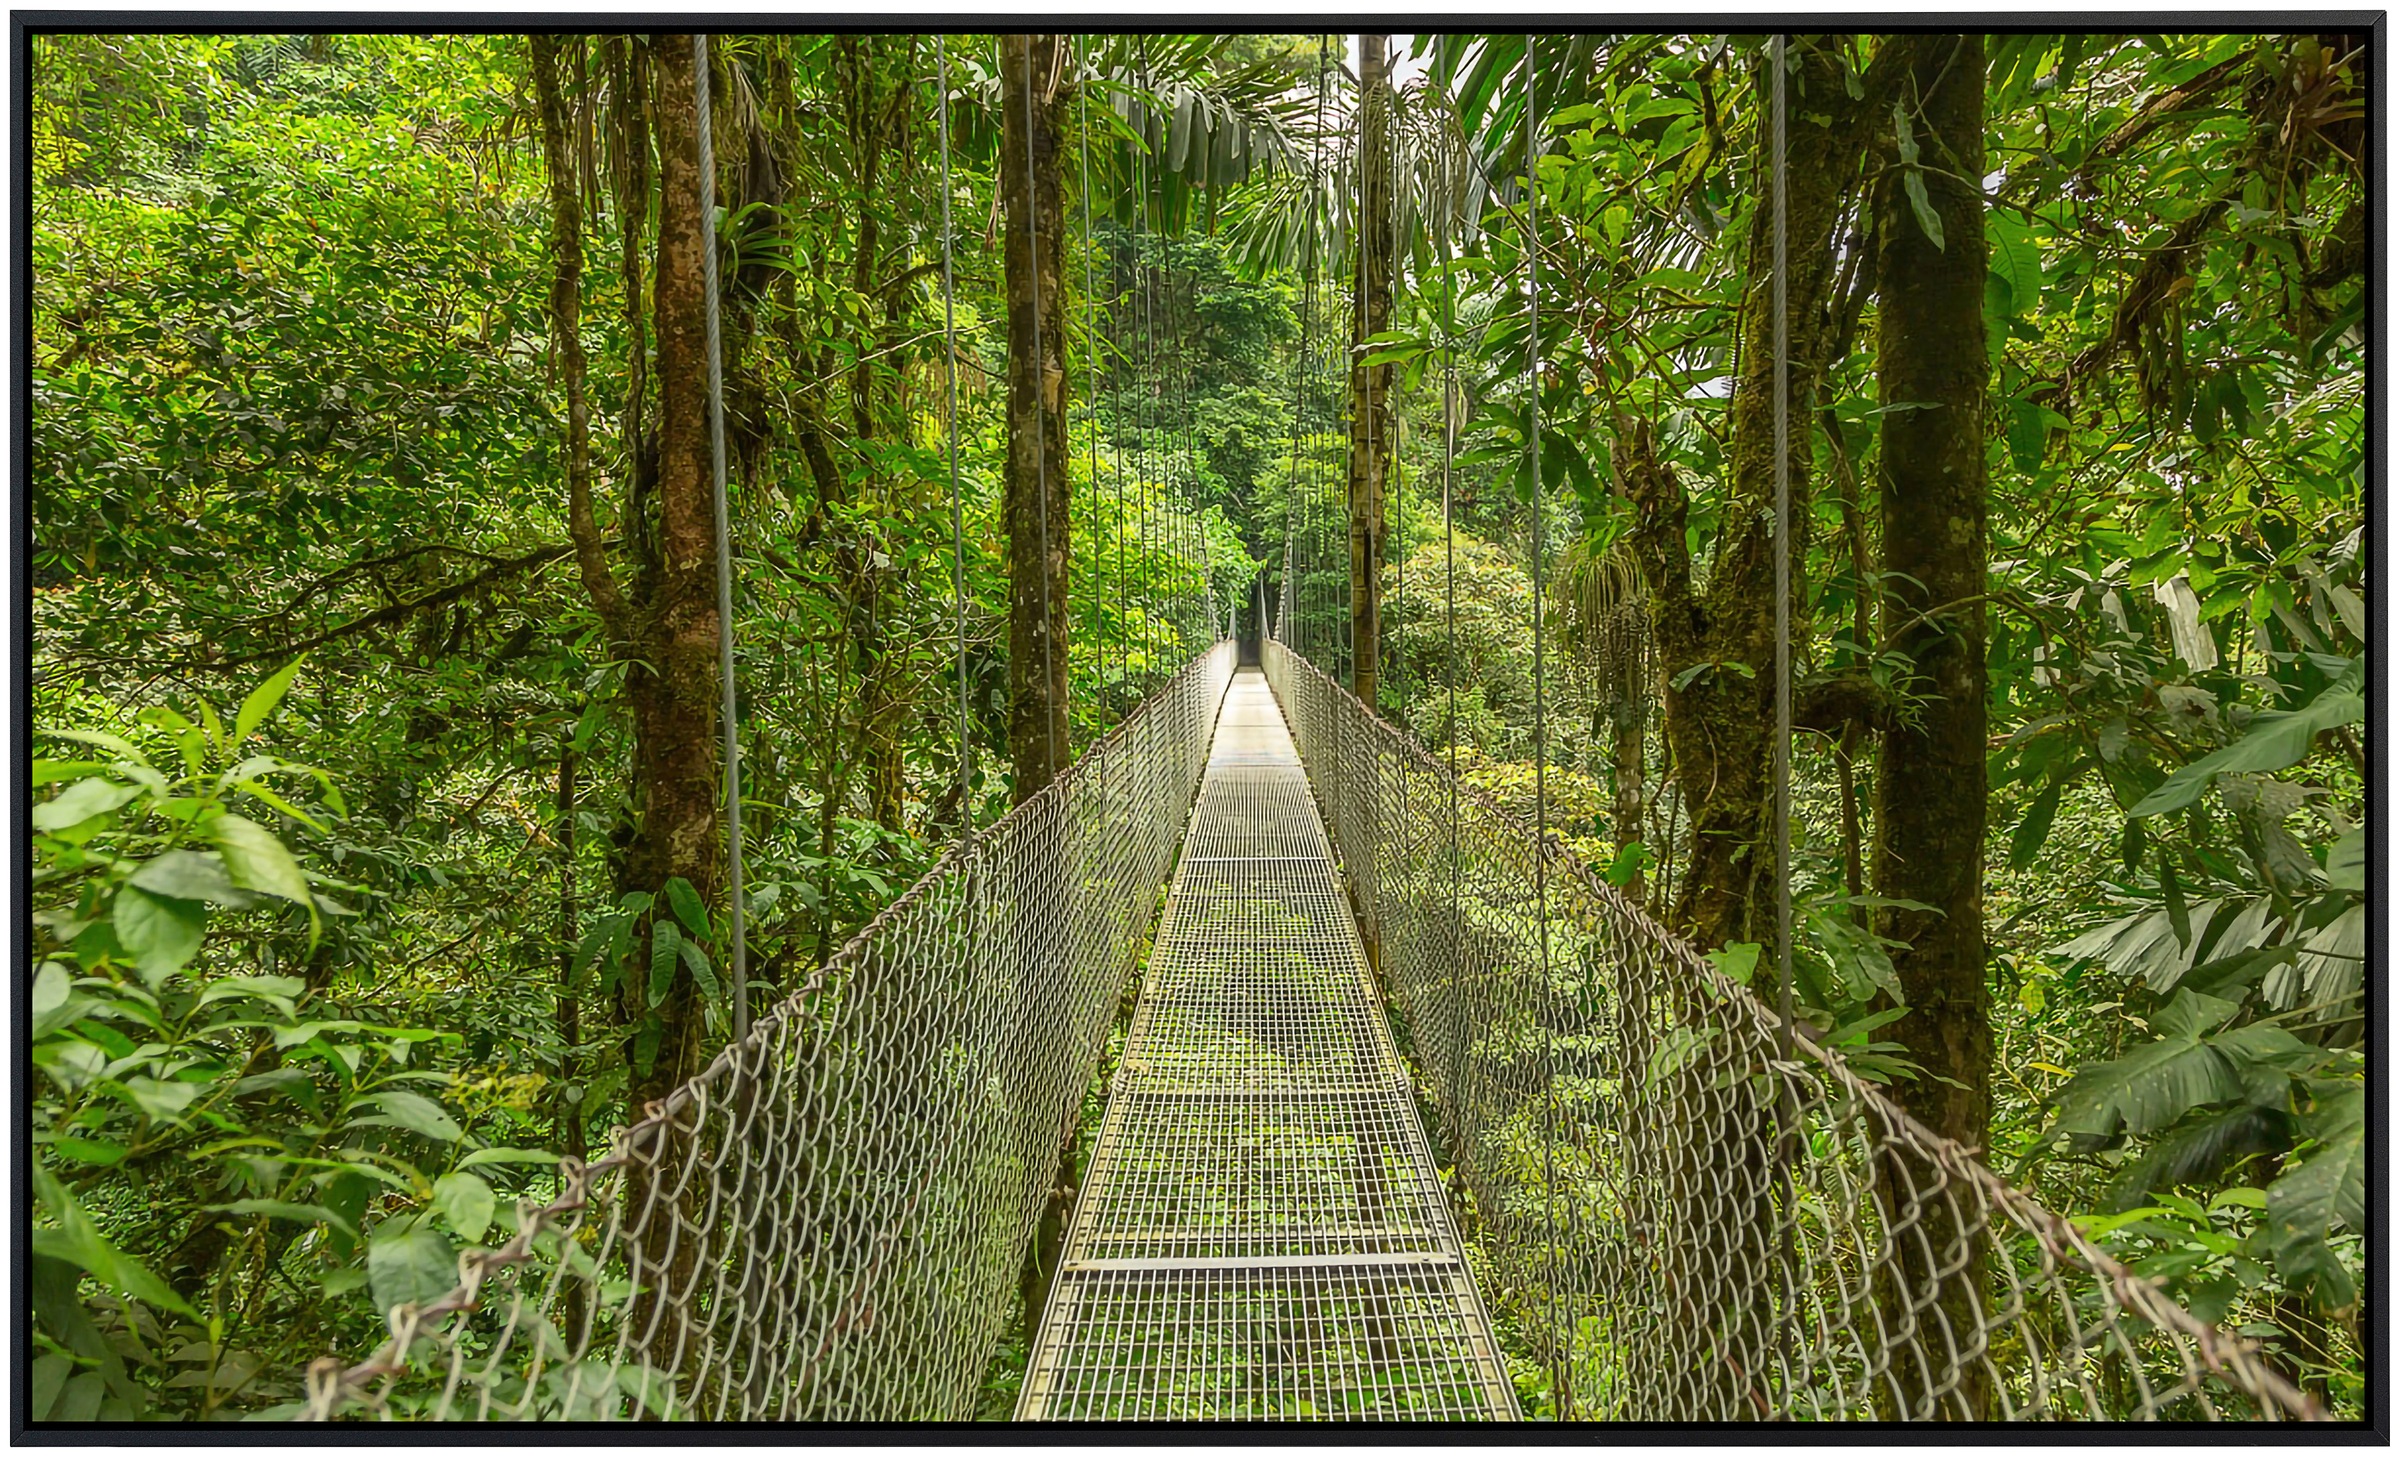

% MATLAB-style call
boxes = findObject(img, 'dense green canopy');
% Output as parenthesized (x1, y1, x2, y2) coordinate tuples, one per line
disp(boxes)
(29, 31, 2364, 1420)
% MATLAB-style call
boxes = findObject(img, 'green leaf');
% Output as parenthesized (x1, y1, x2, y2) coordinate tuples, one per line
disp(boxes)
(204, 814, 319, 933)
(128, 849, 254, 907)
(33, 778, 141, 834)
(2131, 670, 2364, 817)
(458, 1146, 559, 1170)
(367, 1089, 464, 1143)
(679, 937, 721, 1005)
(366, 1217, 458, 1315)
(33, 959, 72, 1021)
(1704, 941, 1761, 988)
(648, 921, 682, 1009)
(2007, 775, 2065, 869)
(2264, 1088, 2363, 1307)
(431, 1171, 496, 1243)
(233, 659, 303, 752)
(33, 759, 110, 787)
(2324, 826, 2364, 893)
(43, 728, 156, 771)
(664, 876, 711, 941)
(47, 1136, 128, 1167)
(31, 1162, 200, 1320)
(1987, 210, 2042, 315)
(112, 886, 207, 983)
(616, 1362, 678, 1418)
(2047, 991, 2244, 1146)
(1902, 169, 1945, 250)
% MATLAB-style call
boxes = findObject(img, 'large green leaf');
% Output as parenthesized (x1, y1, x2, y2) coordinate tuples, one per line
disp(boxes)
(2264, 1088, 2363, 1308)
(30, 1163, 199, 1320)
(112, 885, 207, 983)
(1988, 209, 2042, 313)
(2324, 826, 2364, 892)
(2131, 664, 2364, 816)
(431, 1170, 496, 1243)
(204, 813, 314, 905)
(232, 658, 303, 750)
(2047, 991, 2243, 1145)
(664, 876, 712, 941)
(648, 921, 682, 1009)
(32, 777, 141, 834)
(367, 1089, 464, 1143)
(366, 1216, 458, 1315)
(128, 848, 253, 907)
(2107, 1102, 2288, 1212)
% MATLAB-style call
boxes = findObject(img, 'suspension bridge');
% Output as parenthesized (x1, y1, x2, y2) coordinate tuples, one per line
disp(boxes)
(299, 640, 2317, 1423)
(295, 34, 2323, 1426)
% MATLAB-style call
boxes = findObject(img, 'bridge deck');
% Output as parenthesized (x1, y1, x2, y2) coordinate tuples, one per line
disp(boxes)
(1018, 670, 1517, 1421)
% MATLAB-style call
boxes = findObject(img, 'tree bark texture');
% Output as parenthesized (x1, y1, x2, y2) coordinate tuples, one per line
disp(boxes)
(1620, 36, 1903, 955)
(1612, 37, 1905, 1418)
(1871, 32, 1991, 1419)
(619, 34, 723, 1116)
(999, 29, 1082, 1345)
(1002, 33, 1072, 803)
(1348, 33, 1395, 711)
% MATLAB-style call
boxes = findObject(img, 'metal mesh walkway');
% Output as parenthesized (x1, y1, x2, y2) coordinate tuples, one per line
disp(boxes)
(1018, 670, 1517, 1421)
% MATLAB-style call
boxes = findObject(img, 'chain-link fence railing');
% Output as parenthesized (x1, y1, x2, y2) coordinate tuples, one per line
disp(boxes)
(299, 643, 1236, 1421)
(1260, 639, 2322, 1422)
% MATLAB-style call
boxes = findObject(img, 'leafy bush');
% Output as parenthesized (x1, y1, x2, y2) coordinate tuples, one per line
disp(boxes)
(30, 665, 552, 1419)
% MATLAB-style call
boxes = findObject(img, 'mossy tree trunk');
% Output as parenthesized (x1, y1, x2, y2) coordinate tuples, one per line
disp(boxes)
(1003, 32, 1072, 804)
(1000, 30, 1080, 1345)
(1348, 32, 1394, 711)
(1871, 32, 1992, 1420)
(1612, 37, 1905, 1417)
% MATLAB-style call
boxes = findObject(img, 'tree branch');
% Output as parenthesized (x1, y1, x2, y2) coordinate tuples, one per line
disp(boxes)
(533, 34, 631, 643)
(166, 543, 578, 673)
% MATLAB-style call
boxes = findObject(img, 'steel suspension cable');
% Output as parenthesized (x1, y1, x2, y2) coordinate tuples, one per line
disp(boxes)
(1521, 38, 1568, 1419)
(1131, 116, 1152, 674)
(694, 32, 748, 1042)
(1354, 47, 1370, 698)
(1769, 33, 1805, 1371)
(936, 36, 972, 842)
(1387, 81, 1404, 727)
(1161, 214, 1187, 647)
(1771, 32, 1797, 1076)
(1079, 45, 1102, 696)
(1439, 151, 1462, 1143)
(1276, 43, 1325, 645)
(1112, 222, 1128, 694)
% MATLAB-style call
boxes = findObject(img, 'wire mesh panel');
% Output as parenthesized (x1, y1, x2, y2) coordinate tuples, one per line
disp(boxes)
(1260, 639, 2322, 1423)
(297, 645, 1238, 1421)
(1021, 671, 1517, 1421)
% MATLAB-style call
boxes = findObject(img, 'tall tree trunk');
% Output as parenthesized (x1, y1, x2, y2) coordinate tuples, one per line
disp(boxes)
(556, 744, 585, 1165)
(1348, 32, 1394, 710)
(1611, 37, 1905, 1418)
(1000, 29, 1081, 1346)
(618, 33, 722, 1115)
(1621, 38, 1899, 954)
(1002, 32, 1071, 803)
(1871, 32, 1992, 1420)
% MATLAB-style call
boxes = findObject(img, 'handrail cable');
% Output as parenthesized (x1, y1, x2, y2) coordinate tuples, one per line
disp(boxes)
(1771, 31, 1797, 1078)
(1521, 37, 1568, 1418)
(1079, 43, 1103, 702)
(936, 35, 972, 842)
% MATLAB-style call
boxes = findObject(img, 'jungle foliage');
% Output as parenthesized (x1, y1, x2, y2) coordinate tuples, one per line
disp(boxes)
(27, 30, 2367, 1418)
